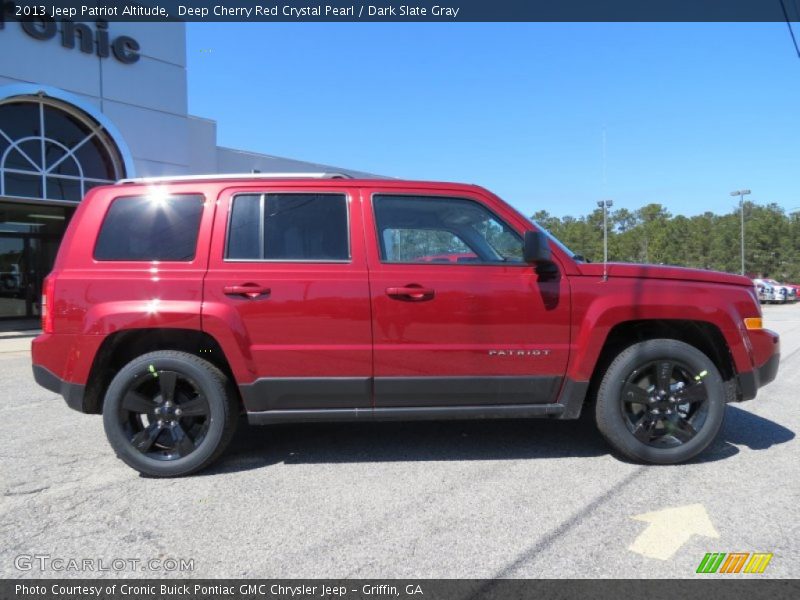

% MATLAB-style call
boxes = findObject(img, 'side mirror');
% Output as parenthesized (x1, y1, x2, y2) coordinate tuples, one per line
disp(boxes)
(523, 230, 552, 263)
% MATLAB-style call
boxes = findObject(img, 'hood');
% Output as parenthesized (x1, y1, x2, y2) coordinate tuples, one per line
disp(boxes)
(575, 262, 753, 287)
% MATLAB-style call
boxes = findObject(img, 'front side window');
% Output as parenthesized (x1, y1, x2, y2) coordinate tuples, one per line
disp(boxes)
(94, 194, 204, 261)
(373, 195, 523, 264)
(226, 193, 349, 261)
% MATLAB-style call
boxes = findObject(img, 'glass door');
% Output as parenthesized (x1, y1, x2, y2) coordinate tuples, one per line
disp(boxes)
(26, 236, 61, 317)
(0, 201, 72, 319)
(0, 235, 26, 318)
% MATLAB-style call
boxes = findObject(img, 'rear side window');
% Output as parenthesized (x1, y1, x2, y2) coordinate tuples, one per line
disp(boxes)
(94, 194, 205, 261)
(226, 193, 349, 261)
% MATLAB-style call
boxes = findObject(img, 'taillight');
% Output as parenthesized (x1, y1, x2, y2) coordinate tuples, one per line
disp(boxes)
(42, 276, 55, 333)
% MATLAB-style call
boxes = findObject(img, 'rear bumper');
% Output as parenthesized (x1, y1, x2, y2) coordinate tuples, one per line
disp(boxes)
(32, 364, 87, 412)
(31, 332, 99, 413)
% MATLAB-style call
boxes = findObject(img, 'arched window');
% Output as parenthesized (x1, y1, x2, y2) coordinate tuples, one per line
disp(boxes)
(0, 96, 125, 202)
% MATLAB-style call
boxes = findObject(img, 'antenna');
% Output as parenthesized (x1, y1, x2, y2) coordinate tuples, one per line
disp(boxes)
(602, 125, 607, 195)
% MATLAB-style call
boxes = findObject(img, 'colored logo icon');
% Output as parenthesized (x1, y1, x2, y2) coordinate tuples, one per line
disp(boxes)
(696, 552, 773, 574)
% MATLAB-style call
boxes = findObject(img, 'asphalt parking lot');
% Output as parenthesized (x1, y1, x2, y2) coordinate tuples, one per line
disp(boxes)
(1, 305, 798, 579)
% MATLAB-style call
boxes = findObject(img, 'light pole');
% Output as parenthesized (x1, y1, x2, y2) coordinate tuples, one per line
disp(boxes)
(597, 199, 613, 279)
(730, 189, 751, 275)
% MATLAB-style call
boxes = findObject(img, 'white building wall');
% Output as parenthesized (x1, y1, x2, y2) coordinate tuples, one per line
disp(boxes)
(0, 20, 379, 180)
(1, 21, 190, 178)
(187, 117, 218, 174)
(216, 147, 381, 178)
(0, 24, 103, 95)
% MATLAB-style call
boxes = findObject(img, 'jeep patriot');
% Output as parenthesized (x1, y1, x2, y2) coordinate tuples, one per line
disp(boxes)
(31, 173, 780, 476)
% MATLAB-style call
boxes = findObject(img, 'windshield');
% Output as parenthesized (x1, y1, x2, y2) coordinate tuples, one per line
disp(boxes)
(530, 220, 584, 261)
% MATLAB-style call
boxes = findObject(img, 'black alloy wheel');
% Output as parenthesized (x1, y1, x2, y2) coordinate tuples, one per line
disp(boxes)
(119, 368, 210, 460)
(103, 351, 238, 477)
(595, 339, 726, 464)
(620, 359, 710, 448)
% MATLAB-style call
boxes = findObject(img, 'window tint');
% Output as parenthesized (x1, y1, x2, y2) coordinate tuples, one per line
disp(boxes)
(94, 194, 204, 261)
(373, 195, 523, 264)
(226, 193, 349, 261)
(227, 194, 261, 259)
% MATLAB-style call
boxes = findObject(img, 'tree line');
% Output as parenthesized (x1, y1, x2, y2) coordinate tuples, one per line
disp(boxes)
(531, 202, 800, 282)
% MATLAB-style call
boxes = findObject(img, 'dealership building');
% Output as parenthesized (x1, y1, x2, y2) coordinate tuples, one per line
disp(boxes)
(0, 19, 374, 320)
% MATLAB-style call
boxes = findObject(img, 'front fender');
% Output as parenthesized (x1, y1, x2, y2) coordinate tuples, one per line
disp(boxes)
(566, 278, 750, 382)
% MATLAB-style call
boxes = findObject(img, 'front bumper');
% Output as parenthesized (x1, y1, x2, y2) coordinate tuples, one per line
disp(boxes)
(736, 353, 780, 401)
(32, 364, 87, 412)
(735, 328, 780, 401)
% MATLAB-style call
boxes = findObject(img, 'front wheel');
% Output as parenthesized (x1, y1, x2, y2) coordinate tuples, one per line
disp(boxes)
(102, 351, 238, 477)
(595, 339, 726, 464)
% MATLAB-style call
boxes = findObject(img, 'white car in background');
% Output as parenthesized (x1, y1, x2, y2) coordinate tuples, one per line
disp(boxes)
(753, 279, 777, 304)
(763, 278, 795, 303)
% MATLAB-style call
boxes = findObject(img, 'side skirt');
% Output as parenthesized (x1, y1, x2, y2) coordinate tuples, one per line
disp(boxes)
(247, 403, 566, 425)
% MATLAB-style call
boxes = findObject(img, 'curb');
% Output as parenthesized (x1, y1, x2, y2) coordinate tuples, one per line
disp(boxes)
(0, 333, 38, 354)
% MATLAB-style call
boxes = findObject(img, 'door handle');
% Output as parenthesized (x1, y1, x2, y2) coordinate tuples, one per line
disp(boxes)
(386, 285, 435, 301)
(223, 284, 271, 299)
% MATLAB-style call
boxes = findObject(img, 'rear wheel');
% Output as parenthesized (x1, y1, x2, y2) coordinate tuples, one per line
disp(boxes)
(102, 351, 238, 477)
(595, 339, 726, 464)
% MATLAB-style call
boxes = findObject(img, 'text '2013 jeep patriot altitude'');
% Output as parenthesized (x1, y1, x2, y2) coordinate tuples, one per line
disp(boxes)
(31, 174, 780, 476)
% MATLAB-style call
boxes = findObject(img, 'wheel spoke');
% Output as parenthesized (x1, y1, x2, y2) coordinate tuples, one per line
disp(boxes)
(122, 391, 155, 414)
(673, 383, 707, 404)
(655, 361, 674, 393)
(631, 415, 657, 442)
(170, 424, 196, 457)
(131, 422, 163, 453)
(159, 371, 177, 402)
(177, 396, 207, 417)
(622, 383, 651, 405)
(665, 414, 697, 442)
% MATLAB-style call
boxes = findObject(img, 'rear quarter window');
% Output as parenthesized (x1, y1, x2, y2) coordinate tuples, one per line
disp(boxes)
(94, 194, 205, 261)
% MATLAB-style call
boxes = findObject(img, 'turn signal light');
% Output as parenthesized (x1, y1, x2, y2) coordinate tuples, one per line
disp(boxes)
(744, 317, 763, 330)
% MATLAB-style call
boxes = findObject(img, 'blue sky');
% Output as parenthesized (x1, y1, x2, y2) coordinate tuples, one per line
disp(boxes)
(186, 23, 800, 218)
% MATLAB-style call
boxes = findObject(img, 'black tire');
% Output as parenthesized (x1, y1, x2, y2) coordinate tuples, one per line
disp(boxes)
(595, 339, 726, 464)
(102, 351, 238, 477)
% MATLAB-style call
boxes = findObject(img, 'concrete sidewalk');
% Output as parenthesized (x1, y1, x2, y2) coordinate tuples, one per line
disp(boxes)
(0, 329, 39, 354)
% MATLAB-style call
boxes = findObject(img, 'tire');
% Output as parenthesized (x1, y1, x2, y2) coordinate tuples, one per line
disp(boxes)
(595, 339, 726, 464)
(102, 351, 238, 477)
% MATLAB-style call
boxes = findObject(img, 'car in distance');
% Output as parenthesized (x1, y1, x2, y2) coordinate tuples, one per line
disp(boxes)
(31, 174, 781, 476)
(753, 279, 775, 304)
(763, 278, 795, 303)
(786, 283, 800, 301)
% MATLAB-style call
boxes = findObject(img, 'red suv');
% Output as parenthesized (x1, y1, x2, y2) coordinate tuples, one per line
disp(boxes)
(32, 174, 780, 476)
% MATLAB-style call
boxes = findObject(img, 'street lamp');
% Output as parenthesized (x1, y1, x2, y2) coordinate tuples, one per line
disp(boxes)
(730, 189, 751, 276)
(597, 199, 613, 279)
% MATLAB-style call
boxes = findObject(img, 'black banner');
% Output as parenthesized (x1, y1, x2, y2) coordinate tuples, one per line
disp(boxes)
(1, 0, 800, 23)
(2, 580, 800, 600)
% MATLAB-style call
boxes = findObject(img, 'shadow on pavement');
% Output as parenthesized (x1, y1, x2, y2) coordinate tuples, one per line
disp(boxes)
(694, 404, 795, 463)
(203, 403, 794, 476)
(720, 404, 795, 449)
(205, 410, 608, 475)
